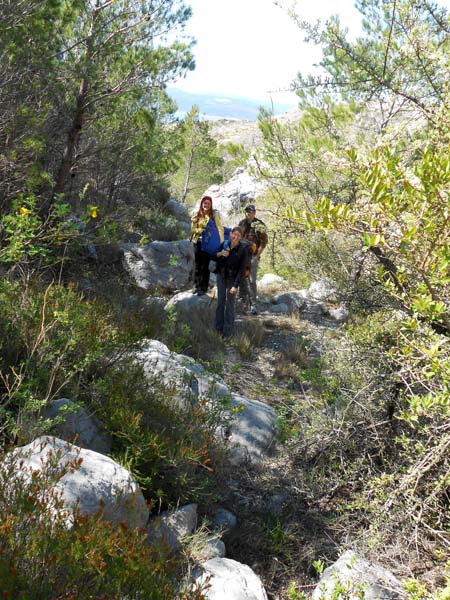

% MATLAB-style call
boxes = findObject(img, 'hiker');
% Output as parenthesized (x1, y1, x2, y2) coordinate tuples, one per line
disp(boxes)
(238, 204, 268, 314)
(214, 227, 249, 338)
(190, 195, 224, 295)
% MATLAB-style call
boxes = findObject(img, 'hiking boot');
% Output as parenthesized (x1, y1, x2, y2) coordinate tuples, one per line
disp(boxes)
(250, 305, 258, 315)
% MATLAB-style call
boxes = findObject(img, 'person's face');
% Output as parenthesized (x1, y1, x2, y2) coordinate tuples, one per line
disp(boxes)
(230, 230, 242, 246)
(201, 198, 212, 211)
(246, 209, 256, 222)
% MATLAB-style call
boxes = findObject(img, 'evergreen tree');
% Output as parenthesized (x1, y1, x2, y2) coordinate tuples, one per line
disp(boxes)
(170, 105, 224, 204)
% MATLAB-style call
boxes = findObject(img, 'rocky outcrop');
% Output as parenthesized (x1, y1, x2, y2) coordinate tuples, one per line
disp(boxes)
(312, 551, 405, 600)
(122, 239, 194, 291)
(204, 167, 266, 225)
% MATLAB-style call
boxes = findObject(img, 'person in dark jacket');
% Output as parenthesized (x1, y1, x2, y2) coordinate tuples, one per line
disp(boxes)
(214, 227, 248, 338)
(238, 204, 268, 314)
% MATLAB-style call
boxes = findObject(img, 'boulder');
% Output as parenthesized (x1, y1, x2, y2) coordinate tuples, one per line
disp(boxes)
(327, 305, 349, 324)
(39, 398, 112, 455)
(307, 278, 338, 302)
(9, 436, 148, 530)
(133, 341, 278, 464)
(148, 503, 198, 554)
(165, 291, 213, 316)
(164, 199, 191, 222)
(200, 537, 226, 561)
(272, 291, 306, 312)
(211, 508, 237, 534)
(122, 239, 194, 291)
(193, 558, 268, 600)
(228, 393, 278, 465)
(133, 340, 230, 409)
(258, 273, 289, 292)
(177, 220, 192, 236)
(312, 550, 405, 600)
(269, 303, 290, 314)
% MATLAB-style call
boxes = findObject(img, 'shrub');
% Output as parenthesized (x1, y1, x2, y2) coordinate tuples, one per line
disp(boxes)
(0, 279, 126, 446)
(0, 447, 190, 600)
(88, 361, 224, 508)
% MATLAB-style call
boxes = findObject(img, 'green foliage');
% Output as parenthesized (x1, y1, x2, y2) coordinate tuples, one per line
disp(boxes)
(0, 195, 90, 271)
(404, 575, 450, 600)
(170, 105, 224, 204)
(88, 362, 222, 506)
(0, 448, 189, 600)
(291, 0, 450, 121)
(0, 280, 125, 444)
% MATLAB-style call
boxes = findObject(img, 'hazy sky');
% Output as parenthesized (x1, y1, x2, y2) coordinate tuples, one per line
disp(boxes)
(173, 0, 450, 107)
(173, 0, 363, 106)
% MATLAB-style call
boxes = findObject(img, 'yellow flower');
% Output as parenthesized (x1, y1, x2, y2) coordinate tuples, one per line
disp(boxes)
(19, 207, 30, 216)
(88, 205, 98, 219)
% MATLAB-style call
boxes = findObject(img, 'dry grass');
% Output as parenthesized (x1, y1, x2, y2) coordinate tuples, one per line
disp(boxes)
(232, 318, 265, 358)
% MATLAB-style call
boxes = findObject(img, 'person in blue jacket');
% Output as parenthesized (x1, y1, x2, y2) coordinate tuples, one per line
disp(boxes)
(213, 227, 249, 338)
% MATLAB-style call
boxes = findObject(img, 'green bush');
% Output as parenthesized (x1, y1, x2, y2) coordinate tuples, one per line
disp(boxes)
(88, 362, 224, 508)
(0, 279, 125, 445)
(0, 448, 196, 600)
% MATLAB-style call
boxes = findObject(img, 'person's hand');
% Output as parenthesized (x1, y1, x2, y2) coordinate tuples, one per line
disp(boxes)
(230, 286, 238, 296)
(219, 249, 230, 257)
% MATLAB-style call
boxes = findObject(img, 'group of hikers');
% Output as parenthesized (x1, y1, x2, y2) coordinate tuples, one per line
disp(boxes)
(190, 195, 268, 339)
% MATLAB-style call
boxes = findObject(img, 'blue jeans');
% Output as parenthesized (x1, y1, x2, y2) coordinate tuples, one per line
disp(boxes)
(215, 274, 237, 337)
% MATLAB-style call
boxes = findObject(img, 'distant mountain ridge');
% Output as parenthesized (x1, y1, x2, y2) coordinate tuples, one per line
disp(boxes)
(167, 87, 297, 121)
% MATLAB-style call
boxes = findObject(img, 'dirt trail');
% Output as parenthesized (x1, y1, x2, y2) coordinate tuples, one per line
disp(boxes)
(215, 311, 343, 599)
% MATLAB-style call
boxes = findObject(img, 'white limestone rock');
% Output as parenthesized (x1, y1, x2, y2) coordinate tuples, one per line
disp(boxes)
(8, 436, 148, 530)
(312, 551, 405, 600)
(193, 558, 268, 600)
(122, 239, 194, 291)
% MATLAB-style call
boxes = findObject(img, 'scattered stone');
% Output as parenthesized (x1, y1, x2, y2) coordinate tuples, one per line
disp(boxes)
(148, 503, 198, 554)
(211, 508, 237, 534)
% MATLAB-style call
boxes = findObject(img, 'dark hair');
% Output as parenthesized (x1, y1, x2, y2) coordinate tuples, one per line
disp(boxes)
(231, 226, 241, 234)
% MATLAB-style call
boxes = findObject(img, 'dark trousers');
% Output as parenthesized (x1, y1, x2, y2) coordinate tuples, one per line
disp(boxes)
(215, 274, 237, 337)
(239, 255, 258, 306)
(194, 241, 210, 292)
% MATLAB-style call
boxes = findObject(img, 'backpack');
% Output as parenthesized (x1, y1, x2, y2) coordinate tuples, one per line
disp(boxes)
(201, 219, 230, 255)
(239, 239, 255, 278)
